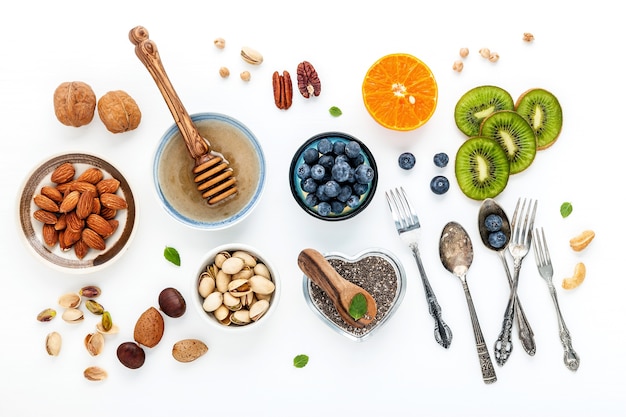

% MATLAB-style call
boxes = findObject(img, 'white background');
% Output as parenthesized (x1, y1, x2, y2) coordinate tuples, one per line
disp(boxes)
(1, 1, 624, 416)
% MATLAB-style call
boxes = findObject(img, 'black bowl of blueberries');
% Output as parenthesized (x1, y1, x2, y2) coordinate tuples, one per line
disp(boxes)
(289, 132, 377, 221)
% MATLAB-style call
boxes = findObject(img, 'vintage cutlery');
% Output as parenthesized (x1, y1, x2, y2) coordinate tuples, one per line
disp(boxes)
(129, 26, 237, 205)
(385, 187, 453, 348)
(532, 227, 580, 371)
(478, 198, 536, 360)
(439, 221, 496, 384)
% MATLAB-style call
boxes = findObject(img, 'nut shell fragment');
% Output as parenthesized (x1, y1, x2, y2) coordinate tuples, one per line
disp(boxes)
(62, 308, 84, 323)
(58, 292, 81, 309)
(84, 332, 105, 356)
(83, 366, 108, 381)
(46, 331, 62, 356)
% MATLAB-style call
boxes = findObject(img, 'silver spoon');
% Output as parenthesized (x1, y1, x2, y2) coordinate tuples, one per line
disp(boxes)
(478, 199, 536, 363)
(439, 221, 497, 384)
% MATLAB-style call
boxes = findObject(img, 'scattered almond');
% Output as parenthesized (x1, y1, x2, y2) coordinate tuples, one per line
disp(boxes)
(569, 230, 595, 252)
(134, 307, 165, 348)
(172, 339, 208, 363)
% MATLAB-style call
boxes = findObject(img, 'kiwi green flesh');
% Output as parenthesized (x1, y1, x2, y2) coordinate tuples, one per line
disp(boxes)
(455, 136, 510, 200)
(479, 110, 537, 175)
(454, 85, 515, 137)
(515, 88, 563, 150)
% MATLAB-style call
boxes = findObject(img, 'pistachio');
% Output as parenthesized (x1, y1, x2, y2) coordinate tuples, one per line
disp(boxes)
(214, 251, 230, 268)
(198, 276, 216, 298)
(58, 292, 81, 309)
(85, 300, 105, 315)
(215, 270, 231, 293)
(228, 278, 252, 296)
(79, 285, 101, 298)
(231, 309, 251, 325)
(240, 46, 263, 65)
(96, 322, 120, 335)
(223, 292, 243, 311)
(232, 267, 254, 281)
(101, 311, 113, 332)
(45, 331, 62, 356)
(84, 332, 105, 356)
(83, 366, 108, 381)
(253, 263, 271, 279)
(249, 299, 269, 321)
(232, 250, 257, 267)
(62, 308, 84, 323)
(213, 304, 231, 325)
(202, 291, 223, 313)
(248, 275, 275, 295)
(37, 308, 57, 322)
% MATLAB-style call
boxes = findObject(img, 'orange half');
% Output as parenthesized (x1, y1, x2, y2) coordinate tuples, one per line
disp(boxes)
(362, 53, 438, 131)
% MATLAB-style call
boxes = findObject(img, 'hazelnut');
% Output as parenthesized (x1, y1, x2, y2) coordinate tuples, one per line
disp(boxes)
(53, 81, 96, 127)
(116, 341, 146, 369)
(219, 66, 230, 78)
(214, 37, 225, 49)
(240, 71, 251, 82)
(97, 90, 142, 133)
(158, 287, 186, 318)
(452, 60, 464, 72)
(459, 47, 469, 58)
(479, 48, 491, 59)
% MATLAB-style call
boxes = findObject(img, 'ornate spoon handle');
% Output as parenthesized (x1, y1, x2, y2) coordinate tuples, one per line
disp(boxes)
(411, 244, 453, 349)
(548, 283, 580, 371)
(494, 261, 521, 365)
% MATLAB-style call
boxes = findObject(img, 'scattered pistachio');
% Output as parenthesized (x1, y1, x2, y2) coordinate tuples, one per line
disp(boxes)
(459, 47, 469, 58)
(219, 66, 230, 78)
(61, 308, 84, 324)
(79, 286, 101, 298)
(85, 300, 105, 315)
(479, 48, 491, 59)
(96, 322, 120, 335)
(83, 366, 108, 381)
(214, 37, 226, 49)
(240, 46, 263, 65)
(101, 311, 113, 332)
(58, 293, 81, 309)
(452, 60, 464, 72)
(84, 332, 105, 356)
(523, 32, 535, 42)
(240, 71, 251, 82)
(46, 331, 62, 356)
(37, 308, 57, 322)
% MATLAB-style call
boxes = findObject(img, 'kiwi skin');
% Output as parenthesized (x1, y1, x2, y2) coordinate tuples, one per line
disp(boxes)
(454, 85, 515, 137)
(454, 136, 510, 200)
(515, 88, 563, 150)
(479, 110, 537, 175)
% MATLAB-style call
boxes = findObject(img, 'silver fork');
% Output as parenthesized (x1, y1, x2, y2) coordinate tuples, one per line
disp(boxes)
(494, 198, 537, 366)
(532, 227, 580, 371)
(385, 187, 453, 348)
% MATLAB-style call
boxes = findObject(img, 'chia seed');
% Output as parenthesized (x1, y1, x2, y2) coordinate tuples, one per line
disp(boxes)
(307, 254, 401, 339)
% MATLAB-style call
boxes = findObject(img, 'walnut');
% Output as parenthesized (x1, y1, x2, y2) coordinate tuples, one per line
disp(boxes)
(53, 81, 97, 127)
(97, 90, 142, 133)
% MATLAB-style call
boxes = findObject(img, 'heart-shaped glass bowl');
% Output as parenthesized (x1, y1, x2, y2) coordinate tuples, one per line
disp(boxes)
(17, 153, 136, 273)
(302, 248, 406, 342)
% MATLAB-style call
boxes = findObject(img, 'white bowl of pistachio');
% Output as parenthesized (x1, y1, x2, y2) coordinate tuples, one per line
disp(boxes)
(193, 244, 280, 331)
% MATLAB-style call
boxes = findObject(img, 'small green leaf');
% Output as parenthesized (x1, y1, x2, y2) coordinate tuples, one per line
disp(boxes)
(349, 293, 367, 320)
(293, 354, 309, 368)
(329, 106, 342, 117)
(164, 246, 181, 266)
(560, 202, 573, 218)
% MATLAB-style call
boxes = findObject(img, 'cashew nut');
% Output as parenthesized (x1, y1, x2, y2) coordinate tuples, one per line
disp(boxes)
(569, 230, 595, 252)
(562, 262, 586, 290)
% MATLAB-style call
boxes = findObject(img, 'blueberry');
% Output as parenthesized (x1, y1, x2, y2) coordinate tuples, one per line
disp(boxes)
(349, 154, 365, 167)
(304, 193, 319, 207)
(433, 152, 449, 168)
(333, 140, 346, 155)
(484, 214, 503, 232)
(317, 201, 332, 217)
(352, 182, 369, 196)
(488, 231, 507, 249)
(398, 152, 416, 170)
(345, 141, 362, 158)
(335, 154, 349, 165)
(317, 138, 333, 154)
(301, 177, 318, 193)
(354, 164, 374, 184)
(331, 200, 346, 214)
(315, 185, 331, 201)
(324, 180, 341, 198)
(430, 175, 449, 195)
(303, 148, 319, 165)
(318, 154, 334, 169)
(296, 163, 311, 180)
(346, 195, 361, 208)
(331, 161, 351, 182)
(310, 164, 325, 181)
(337, 185, 352, 202)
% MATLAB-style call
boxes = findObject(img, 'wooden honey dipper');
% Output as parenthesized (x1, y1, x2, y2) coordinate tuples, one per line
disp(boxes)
(129, 26, 237, 205)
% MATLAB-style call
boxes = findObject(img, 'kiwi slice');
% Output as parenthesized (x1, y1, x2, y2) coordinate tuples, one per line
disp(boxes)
(455, 136, 510, 200)
(454, 85, 515, 137)
(515, 88, 563, 149)
(479, 110, 537, 174)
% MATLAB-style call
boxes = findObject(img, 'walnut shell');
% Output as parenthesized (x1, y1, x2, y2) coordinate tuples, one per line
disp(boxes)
(53, 81, 97, 127)
(97, 90, 142, 134)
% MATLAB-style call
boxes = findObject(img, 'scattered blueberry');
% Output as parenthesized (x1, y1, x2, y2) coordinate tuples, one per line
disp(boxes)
(310, 164, 325, 181)
(354, 164, 374, 184)
(317, 138, 333, 154)
(398, 152, 416, 170)
(488, 231, 507, 249)
(484, 214, 503, 232)
(433, 152, 449, 168)
(317, 201, 332, 217)
(430, 175, 449, 195)
(303, 148, 319, 165)
(345, 141, 362, 158)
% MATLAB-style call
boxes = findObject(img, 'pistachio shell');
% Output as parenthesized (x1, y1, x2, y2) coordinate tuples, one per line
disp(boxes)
(249, 299, 270, 321)
(58, 292, 81, 309)
(202, 291, 223, 312)
(248, 275, 275, 295)
(83, 366, 108, 381)
(62, 308, 84, 323)
(46, 331, 62, 356)
(240, 46, 263, 65)
(232, 267, 254, 280)
(222, 257, 245, 275)
(84, 332, 105, 356)
(96, 322, 120, 335)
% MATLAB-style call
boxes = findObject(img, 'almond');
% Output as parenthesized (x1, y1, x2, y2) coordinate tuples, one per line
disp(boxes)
(76, 167, 103, 184)
(42, 224, 58, 246)
(41, 185, 63, 203)
(76, 190, 94, 219)
(108, 219, 119, 235)
(70, 181, 97, 194)
(56, 182, 73, 195)
(172, 339, 208, 363)
(33, 209, 58, 225)
(82, 228, 106, 250)
(92, 197, 101, 215)
(134, 307, 165, 348)
(59, 190, 80, 213)
(65, 211, 84, 233)
(55, 213, 67, 231)
(51, 162, 75, 184)
(33, 194, 59, 212)
(100, 206, 117, 220)
(74, 239, 89, 259)
(58, 230, 69, 251)
(86, 213, 114, 237)
(96, 178, 120, 195)
(100, 193, 128, 210)
(64, 228, 82, 247)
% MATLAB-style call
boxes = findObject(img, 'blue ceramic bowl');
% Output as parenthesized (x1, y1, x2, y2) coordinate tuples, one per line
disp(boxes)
(153, 113, 266, 230)
(289, 132, 378, 221)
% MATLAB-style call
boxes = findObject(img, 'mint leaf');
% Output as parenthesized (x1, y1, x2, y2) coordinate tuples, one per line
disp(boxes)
(349, 293, 367, 320)
(164, 246, 181, 266)
(560, 202, 573, 218)
(329, 106, 342, 117)
(293, 354, 309, 368)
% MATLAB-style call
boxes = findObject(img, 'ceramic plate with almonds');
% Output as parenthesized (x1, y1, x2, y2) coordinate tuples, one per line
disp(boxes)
(18, 153, 136, 273)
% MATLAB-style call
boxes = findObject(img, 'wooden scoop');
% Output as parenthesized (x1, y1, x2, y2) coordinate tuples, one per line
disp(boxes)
(298, 248, 377, 328)
(129, 26, 237, 205)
